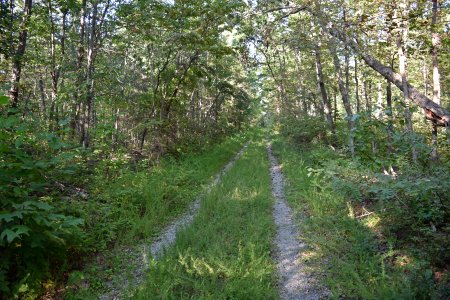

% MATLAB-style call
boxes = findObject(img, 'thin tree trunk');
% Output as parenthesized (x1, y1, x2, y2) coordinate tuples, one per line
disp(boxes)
(431, 0, 441, 159)
(386, 62, 394, 155)
(314, 44, 336, 144)
(354, 56, 360, 113)
(423, 59, 429, 97)
(431, 122, 438, 160)
(9, 0, 32, 109)
(396, 4, 417, 162)
(113, 108, 120, 150)
(363, 81, 371, 117)
(329, 40, 355, 156)
(189, 89, 196, 119)
(72, 0, 87, 139)
(376, 82, 383, 119)
(39, 77, 46, 118)
(140, 127, 148, 151)
(47, 0, 65, 133)
(431, 0, 441, 106)
(81, 1, 98, 148)
(386, 77, 393, 155)
(333, 91, 337, 123)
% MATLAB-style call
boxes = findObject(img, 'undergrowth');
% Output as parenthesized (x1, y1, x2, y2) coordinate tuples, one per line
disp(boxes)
(80, 134, 246, 249)
(64, 133, 247, 298)
(271, 130, 449, 299)
(135, 141, 278, 299)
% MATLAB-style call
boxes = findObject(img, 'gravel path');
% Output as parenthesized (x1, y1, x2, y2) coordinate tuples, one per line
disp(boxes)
(268, 144, 328, 300)
(98, 143, 248, 299)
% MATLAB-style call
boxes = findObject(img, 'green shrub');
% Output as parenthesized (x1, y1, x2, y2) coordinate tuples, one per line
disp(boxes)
(272, 127, 450, 299)
(279, 116, 328, 145)
(0, 114, 84, 297)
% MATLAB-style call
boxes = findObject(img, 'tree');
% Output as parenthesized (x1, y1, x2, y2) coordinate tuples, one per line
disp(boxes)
(314, 43, 336, 144)
(9, 0, 32, 109)
(395, 0, 417, 162)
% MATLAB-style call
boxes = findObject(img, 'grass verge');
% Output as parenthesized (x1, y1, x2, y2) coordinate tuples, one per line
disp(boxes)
(271, 134, 449, 299)
(135, 141, 278, 299)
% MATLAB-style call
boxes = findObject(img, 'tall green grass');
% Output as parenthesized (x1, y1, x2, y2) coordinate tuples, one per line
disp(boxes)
(271, 136, 419, 299)
(65, 134, 247, 298)
(135, 142, 278, 299)
(77, 134, 247, 249)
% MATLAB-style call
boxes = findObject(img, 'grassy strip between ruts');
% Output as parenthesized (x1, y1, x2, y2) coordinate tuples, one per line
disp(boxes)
(135, 140, 278, 299)
(271, 134, 446, 299)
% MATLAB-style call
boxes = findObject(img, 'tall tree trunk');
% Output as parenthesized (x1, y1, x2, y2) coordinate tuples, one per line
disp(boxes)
(422, 59, 429, 97)
(386, 77, 393, 155)
(376, 82, 383, 119)
(140, 127, 148, 151)
(38, 77, 46, 118)
(81, 1, 98, 148)
(72, 0, 87, 139)
(314, 44, 336, 144)
(48, 0, 66, 133)
(431, 0, 441, 159)
(386, 61, 394, 155)
(431, 0, 441, 106)
(396, 4, 417, 162)
(354, 56, 360, 113)
(9, 0, 32, 109)
(189, 89, 196, 119)
(329, 40, 355, 156)
(48, 0, 56, 130)
(385, 2, 394, 141)
(333, 90, 337, 123)
(363, 81, 371, 117)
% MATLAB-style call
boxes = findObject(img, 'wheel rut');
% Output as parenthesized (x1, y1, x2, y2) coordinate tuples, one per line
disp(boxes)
(98, 143, 248, 299)
(268, 143, 328, 300)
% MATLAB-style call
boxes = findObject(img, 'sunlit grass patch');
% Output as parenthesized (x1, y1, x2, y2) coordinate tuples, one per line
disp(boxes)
(135, 142, 278, 299)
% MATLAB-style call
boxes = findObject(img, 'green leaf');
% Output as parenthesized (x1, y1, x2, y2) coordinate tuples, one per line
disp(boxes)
(1, 229, 19, 243)
(32, 215, 51, 226)
(11, 225, 30, 237)
(0, 211, 24, 222)
(33, 201, 53, 211)
(63, 216, 84, 227)
(0, 95, 8, 106)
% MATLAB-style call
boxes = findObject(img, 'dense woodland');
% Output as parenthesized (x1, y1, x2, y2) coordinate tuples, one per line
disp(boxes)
(0, 0, 449, 298)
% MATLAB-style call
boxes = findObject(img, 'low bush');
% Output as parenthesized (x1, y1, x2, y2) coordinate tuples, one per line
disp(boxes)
(279, 116, 328, 145)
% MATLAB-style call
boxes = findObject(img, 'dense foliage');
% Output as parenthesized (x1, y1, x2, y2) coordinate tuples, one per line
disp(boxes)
(0, 0, 449, 298)
(273, 122, 449, 298)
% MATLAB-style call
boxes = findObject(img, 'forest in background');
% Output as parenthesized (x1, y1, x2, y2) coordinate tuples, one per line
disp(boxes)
(0, 0, 449, 298)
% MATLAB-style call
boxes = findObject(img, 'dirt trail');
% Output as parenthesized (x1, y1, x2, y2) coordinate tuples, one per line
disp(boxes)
(268, 144, 328, 300)
(98, 143, 248, 299)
